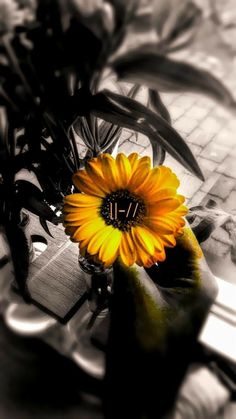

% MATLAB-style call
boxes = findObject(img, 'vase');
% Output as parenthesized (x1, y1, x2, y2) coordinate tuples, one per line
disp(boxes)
(67, 256, 112, 379)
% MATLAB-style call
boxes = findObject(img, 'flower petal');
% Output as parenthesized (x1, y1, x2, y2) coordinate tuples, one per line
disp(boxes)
(63, 204, 98, 214)
(150, 197, 182, 215)
(128, 153, 139, 172)
(145, 249, 166, 267)
(101, 153, 119, 191)
(143, 166, 179, 197)
(99, 228, 122, 265)
(171, 205, 188, 217)
(157, 166, 180, 190)
(119, 231, 136, 266)
(145, 227, 164, 252)
(129, 160, 151, 191)
(146, 216, 177, 234)
(76, 218, 106, 241)
(73, 171, 106, 197)
(149, 187, 177, 202)
(134, 245, 152, 267)
(165, 213, 186, 226)
(116, 153, 131, 188)
(64, 193, 102, 208)
(63, 208, 99, 226)
(160, 234, 176, 248)
(85, 159, 111, 194)
(87, 225, 114, 255)
(131, 226, 155, 255)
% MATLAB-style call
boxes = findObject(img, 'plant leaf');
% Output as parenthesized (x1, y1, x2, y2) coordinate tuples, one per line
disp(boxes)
(112, 51, 236, 108)
(148, 89, 171, 166)
(148, 89, 171, 123)
(14, 180, 57, 222)
(128, 6, 152, 35)
(153, 0, 202, 48)
(0, 255, 9, 269)
(101, 124, 122, 150)
(128, 83, 141, 99)
(39, 217, 54, 238)
(111, 0, 139, 32)
(99, 84, 140, 148)
(151, 141, 166, 167)
(11, 152, 31, 174)
(74, 117, 95, 150)
(102, 126, 122, 154)
(90, 90, 203, 179)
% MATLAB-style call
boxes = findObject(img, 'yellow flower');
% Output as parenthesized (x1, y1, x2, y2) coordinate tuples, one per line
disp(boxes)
(63, 153, 188, 268)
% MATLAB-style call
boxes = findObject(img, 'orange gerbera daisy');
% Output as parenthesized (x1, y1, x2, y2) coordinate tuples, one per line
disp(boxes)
(63, 153, 188, 268)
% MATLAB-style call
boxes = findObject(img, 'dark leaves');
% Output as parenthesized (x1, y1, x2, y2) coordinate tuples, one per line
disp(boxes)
(90, 89, 203, 179)
(11, 152, 32, 174)
(153, 0, 202, 52)
(34, 0, 104, 83)
(148, 89, 170, 165)
(61, 0, 115, 39)
(148, 89, 171, 124)
(30, 149, 74, 204)
(39, 217, 54, 238)
(112, 51, 236, 109)
(99, 122, 122, 152)
(0, 255, 9, 269)
(108, 0, 139, 42)
(14, 180, 58, 222)
(151, 141, 166, 167)
(98, 84, 141, 152)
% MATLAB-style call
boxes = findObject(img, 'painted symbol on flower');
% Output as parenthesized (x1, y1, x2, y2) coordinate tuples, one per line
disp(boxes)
(63, 153, 188, 268)
(109, 201, 139, 220)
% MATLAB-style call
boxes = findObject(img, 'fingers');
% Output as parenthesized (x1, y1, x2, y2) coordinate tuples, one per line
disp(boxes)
(177, 226, 203, 260)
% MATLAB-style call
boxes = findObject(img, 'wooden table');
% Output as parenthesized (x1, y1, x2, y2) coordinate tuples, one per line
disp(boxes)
(27, 215, 87, 322)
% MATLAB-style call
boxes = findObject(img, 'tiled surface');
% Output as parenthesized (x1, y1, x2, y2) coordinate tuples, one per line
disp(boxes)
(217, 156, 236, 178)
(200, 142, 231, 163)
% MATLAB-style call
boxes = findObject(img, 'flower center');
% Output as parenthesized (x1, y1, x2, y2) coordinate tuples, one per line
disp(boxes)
(100, 189, 146, 231)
